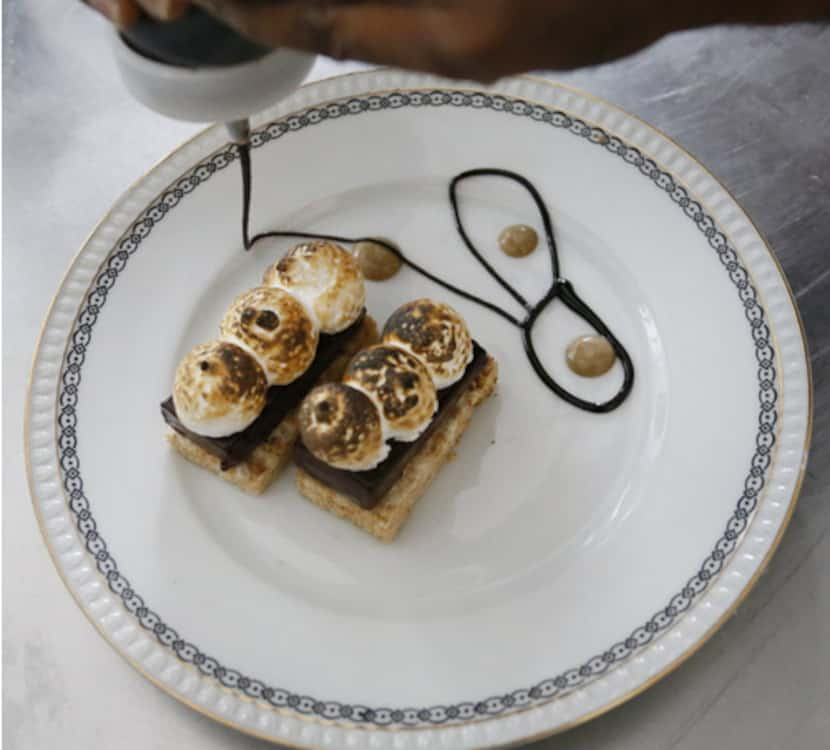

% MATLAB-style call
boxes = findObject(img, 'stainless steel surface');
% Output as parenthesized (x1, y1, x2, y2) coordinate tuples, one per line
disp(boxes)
(3, 2, 828, 748)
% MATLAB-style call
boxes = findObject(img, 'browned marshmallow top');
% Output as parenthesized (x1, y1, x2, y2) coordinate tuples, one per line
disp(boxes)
(173, 340, 268, 438)
(382, 298, 474, 389)
(220, 286, 319, 386)
(343, 344, 438, 442)
(298, 383, 389, 471)
(263, 241, 365, 334)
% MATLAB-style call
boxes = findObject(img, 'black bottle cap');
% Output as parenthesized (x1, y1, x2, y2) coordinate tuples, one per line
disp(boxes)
(121, 7, 271, 68)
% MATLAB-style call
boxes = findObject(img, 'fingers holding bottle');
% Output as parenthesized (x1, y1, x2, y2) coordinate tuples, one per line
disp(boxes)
(85, 0, 189, 26)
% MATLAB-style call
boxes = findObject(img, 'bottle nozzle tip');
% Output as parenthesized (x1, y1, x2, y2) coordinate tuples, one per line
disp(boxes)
(226, 118, 250, 144)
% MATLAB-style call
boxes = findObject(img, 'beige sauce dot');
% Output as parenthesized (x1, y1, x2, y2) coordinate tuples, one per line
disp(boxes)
(566, 335, 616, 378)
(498, 224, 538, 258)
(353, 239, 403, 281)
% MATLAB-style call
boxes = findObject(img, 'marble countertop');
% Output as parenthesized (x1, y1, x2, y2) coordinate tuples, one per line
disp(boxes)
(4, 3, 828, 748)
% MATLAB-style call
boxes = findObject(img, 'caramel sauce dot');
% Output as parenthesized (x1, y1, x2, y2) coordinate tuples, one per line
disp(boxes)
(566, 335, 616, 378)
(353, 239, 403, 281)
(498, 224, 538, 258)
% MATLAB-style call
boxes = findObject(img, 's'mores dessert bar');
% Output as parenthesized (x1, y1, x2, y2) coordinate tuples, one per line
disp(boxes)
(161, 241, 378, 493)
(295, 299, 498, 542)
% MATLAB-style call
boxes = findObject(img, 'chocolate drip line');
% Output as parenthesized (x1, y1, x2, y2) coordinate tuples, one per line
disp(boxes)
(238, 144, 634, 413)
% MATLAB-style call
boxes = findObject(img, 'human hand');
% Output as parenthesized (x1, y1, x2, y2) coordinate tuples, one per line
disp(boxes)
(86, 0, 691, 80)
(85, 0, 187, 27)
(188, 0, 690, 81)
(85, 0, 830, 81)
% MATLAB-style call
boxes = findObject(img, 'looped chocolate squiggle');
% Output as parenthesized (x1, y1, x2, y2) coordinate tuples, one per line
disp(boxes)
(238, 147, 634, 413)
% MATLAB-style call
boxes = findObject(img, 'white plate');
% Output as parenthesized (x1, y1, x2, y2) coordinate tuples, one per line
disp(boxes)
(27, 71, 812, 749)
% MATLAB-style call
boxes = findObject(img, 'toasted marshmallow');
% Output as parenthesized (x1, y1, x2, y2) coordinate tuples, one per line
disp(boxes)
(382, 299, 474, 389)
(343, 344, 438, 442)
(219, 286, 318, 386)
(262, 241, 365, 334)
(173, 340, 267, 438)
(298, 383, 389, 471)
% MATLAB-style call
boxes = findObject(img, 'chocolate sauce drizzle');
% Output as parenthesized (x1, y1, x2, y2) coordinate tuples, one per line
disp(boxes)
(237, 144, 634, 413)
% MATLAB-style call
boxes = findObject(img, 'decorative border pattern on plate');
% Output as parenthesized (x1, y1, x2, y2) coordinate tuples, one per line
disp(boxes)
(55, 90, 776, 727)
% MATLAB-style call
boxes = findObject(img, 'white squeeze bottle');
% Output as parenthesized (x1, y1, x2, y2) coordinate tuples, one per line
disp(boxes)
(113, 6, 314, 141)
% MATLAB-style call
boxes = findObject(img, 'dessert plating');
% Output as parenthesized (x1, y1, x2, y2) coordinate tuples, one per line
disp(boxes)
(162, 241, 376, 494)
(296, 299, 497, 542)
